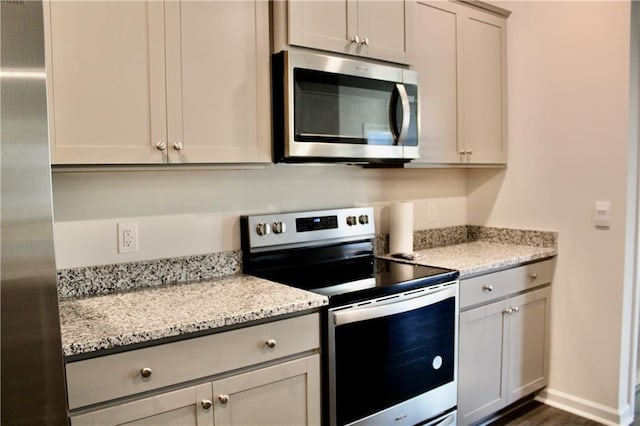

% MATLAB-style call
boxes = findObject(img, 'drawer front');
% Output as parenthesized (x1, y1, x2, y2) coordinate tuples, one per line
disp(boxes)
(460, 259, 554, 310)
(66, 313, 320, 409)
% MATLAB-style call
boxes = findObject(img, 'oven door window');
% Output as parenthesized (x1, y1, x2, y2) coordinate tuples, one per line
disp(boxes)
(333, 297, 455, 425)
(294, 68, 416, 147)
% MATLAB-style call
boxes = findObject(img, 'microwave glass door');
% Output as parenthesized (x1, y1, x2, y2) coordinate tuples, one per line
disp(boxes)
(293, 68, 417, 148)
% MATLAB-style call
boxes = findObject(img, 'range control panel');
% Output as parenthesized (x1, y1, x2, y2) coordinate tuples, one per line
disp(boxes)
(241, 207, 375, 251)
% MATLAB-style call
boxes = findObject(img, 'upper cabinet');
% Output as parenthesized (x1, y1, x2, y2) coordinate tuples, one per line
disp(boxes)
(274, 0, 412, 64)
(45, 1, 271, 165)
(410, 1, 509, 166)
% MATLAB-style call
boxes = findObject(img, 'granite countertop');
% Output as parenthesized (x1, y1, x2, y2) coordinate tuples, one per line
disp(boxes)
(381, 241, 557, 278)
(59, 227, 556, 358)
(59, 274, 328, 358)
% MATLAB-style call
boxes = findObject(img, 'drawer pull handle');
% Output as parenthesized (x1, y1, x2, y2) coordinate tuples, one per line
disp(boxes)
(482, 285, 493, 292)
(530, 273, 538, 279)
(201, 400, 213, 410)
(265, 339, 277, 349)
(218, 394, 230, 405)
(140, 367, 152, 378)
(513, 306, 520, 313)
(503, 308, 513, 315)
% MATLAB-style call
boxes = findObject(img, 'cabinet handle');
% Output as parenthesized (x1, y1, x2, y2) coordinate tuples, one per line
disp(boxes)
(459, 150, 466, 155)
(156, 141, 166, 151)
(360, 36, 369, 46)
(512, 306, 520, 313)
(140, 367, 152, 378)
(173, 142, 183, 151)
(503, 308, 513, 315)
(530, 273, 538, 279)
(201, 400, 213, 410)
(265, 338, 277, 349)
(351, 35, 360, 44)
(466, 149, 473, 155)
(218, 394, 230, 405)
(482, 285, 493, 292)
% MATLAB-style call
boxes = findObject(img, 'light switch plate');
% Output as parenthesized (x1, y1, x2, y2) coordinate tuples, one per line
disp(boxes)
(594, 201, 611, 228)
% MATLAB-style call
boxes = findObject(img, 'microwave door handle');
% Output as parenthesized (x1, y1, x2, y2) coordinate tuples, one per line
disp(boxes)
(390, 83, 411, 145)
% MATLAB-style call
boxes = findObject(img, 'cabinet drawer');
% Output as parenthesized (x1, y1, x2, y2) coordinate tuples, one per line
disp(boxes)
(66, 313, 320, 409)
(459, 259, 554, 310)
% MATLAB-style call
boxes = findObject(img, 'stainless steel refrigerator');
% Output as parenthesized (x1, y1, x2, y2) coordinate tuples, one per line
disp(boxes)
(1, 0, 69, 423)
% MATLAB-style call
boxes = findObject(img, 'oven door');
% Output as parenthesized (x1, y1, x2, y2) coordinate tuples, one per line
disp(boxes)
(327, 282, 458, 426)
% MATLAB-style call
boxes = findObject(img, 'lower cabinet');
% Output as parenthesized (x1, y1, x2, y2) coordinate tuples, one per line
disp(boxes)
(458, 260, 553, 425)
(71, 355, 319, 426)
(70, 383, 214, 426)
(212, 355, 320, 426)
(68, 313, 321, 426)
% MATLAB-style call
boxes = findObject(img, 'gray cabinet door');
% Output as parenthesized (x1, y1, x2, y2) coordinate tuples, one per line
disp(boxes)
(45, 0, 167, 164)
(212, 355, 321, 426)
(287, 0, 408, 64)
(458, 298, 510, 425)
(412, 1, 461, 164)
(460, 7, 508, 164)
(409, 1, 508, 166)
(70, 383, 213, 426)
(507, 287, 551, 403)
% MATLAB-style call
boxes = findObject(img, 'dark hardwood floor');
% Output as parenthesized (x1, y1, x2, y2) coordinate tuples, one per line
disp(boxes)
(489, 389, 640, 425)
(489, 401, 604, 425)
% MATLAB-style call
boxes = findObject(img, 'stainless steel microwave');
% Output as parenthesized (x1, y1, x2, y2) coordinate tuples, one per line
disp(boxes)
(273, 50, 419, 164)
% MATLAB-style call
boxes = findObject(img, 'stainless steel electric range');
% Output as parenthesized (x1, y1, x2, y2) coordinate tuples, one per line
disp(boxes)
(241, 207, 459, 426)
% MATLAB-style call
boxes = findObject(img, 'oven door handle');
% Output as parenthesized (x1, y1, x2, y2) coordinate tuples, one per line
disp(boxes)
(332, 284, 457, 326)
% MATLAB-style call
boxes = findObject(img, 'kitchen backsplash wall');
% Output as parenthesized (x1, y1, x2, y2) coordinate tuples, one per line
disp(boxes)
(52, 165, 467, 269)
(58, 225, 558, 299)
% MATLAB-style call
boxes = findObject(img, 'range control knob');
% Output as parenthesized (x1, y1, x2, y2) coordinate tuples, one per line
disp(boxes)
(346, 216, 357, 226)
(272, 221, 286, 234)
(256, 222, 270, 236)
(358, 214, 369, 225)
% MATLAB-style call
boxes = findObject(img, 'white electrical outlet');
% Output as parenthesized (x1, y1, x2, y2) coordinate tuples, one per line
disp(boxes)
(427, 203, 437, 222)
(117, 222, 138, 254)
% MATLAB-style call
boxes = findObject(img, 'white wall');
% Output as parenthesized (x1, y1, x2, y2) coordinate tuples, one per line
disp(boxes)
(52, 166, 467, 268)
(469, 1, 633, 424)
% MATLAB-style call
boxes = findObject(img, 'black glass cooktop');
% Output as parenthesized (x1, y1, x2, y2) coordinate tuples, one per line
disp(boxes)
(249, 255, 458, 306)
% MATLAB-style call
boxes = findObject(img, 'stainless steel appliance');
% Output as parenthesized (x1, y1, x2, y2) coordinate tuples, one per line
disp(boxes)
(272, 50, 420, 164)
(1, 1, 69, 423)
(241, 207, 458, 426)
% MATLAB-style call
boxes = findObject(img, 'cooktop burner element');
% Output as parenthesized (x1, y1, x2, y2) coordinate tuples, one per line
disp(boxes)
(240, 207, 458, 305)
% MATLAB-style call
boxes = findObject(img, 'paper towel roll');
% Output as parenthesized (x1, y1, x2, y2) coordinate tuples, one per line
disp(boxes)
(389, 202, 414, 255)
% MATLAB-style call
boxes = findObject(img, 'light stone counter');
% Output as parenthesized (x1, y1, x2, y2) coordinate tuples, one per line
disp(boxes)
(59, 273, 328, 358)
(380, 241, 557, 278)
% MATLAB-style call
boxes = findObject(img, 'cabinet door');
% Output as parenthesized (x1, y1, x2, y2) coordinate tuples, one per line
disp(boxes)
(411, 1, 461, 164)
(164, 1, 270, 163)
(507, 287, 551, 403)
(70, 383, 213, 426)
(288, 1, 409, 64)
(212, 355, 321, 426)
(460, 8, 508, 164)
(458, 299, 510, 426)
(288, 1, 354, 57)
(357, 1, 409, 63)
(45, 1, 167, 164)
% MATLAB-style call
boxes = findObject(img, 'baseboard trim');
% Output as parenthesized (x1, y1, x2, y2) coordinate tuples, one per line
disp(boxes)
(536, 388, 630, 426)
